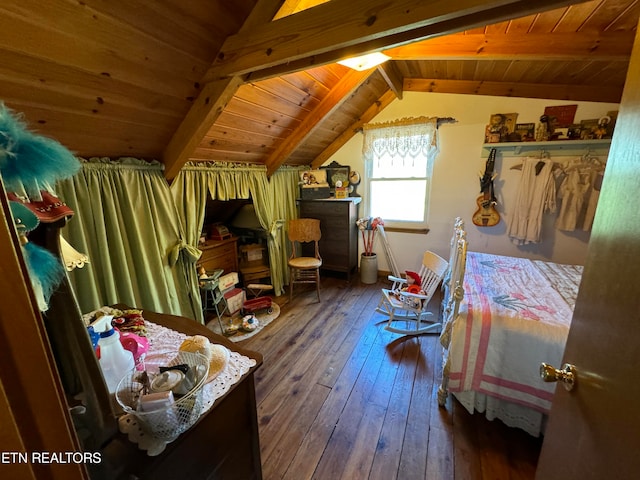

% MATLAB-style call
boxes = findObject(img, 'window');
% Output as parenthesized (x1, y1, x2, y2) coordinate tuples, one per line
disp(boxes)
(362, 118, 439, 229)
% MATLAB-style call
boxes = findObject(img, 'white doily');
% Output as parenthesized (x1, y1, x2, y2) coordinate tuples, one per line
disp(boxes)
(118, 320, 256, 456)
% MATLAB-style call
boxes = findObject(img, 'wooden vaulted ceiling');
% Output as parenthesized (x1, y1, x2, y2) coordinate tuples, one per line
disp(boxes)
(0, 0, 637, 180)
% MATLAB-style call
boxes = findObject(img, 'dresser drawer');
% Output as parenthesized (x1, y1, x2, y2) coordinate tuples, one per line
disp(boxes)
(300, 202, 347, 218)
(198, 238, 238, 274)
(297, 198, 360, 278)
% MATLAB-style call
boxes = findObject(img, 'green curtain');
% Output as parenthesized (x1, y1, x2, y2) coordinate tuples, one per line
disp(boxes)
(265, 167, 304, 290)
(57, 157, 199, 320)
(171, 162, 305, 300)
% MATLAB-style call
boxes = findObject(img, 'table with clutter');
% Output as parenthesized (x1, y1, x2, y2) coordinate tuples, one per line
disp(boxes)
(93, 304, 263, 480)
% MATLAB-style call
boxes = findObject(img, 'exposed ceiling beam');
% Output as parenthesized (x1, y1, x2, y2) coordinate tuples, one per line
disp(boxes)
(386, 32, 634, 61)
(207, 0, 589, 81)
(265, 68, 374, 176)
(311, 89, 396, 169)
(163, 77, 244, 180)
(377, 62, 403, 99)
(162, 0, 286, 179)
(404, 78, 623, 103)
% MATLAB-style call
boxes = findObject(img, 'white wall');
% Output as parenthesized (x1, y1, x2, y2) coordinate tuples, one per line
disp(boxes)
(327, 92, 618, 273)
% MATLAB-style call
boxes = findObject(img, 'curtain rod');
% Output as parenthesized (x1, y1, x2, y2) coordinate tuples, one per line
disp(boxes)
(357, 116, 457, 133)
(436, 117, 457, 127)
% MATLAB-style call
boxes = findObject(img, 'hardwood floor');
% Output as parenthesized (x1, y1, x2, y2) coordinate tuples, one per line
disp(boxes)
(239, 275, 543, 480)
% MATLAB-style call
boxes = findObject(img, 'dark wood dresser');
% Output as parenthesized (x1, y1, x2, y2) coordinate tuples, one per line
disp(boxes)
(298, 198, 361, 280)
(197, 236, 239, 274)
(102, 306, 263, 480)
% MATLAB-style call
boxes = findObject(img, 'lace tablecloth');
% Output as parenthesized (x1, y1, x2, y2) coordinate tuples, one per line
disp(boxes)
(117, 320, 256, 456)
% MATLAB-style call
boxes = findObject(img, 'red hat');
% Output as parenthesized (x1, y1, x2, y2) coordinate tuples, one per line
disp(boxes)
(7, 191, 74, 223)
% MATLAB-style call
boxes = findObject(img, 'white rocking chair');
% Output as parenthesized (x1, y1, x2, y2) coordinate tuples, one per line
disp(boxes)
(376, 251, 449, 335)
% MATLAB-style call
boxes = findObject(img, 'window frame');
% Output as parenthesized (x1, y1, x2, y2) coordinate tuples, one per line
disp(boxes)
(363, 150, 434, 231)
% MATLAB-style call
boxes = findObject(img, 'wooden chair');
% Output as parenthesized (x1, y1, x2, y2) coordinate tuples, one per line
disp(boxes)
(287, 218, 322, 302)
(376, 251, 448, 335)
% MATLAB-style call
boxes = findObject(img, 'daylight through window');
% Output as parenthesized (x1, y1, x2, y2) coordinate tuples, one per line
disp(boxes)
(362, 117, 439, 229)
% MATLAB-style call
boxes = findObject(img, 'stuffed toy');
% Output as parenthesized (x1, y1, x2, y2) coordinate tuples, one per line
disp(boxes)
(405, 270, 423, 294)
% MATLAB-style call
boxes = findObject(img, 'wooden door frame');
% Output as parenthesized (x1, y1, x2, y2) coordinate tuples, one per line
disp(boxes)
(0, 186, 86, 479)
(535, 17, 640, 479)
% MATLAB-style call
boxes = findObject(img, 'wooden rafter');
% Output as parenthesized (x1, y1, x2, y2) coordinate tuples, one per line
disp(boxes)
(265, 68, 374, 176)
(162, 0, 286, 180)
(208, 0, 589, 80)
(386, 32, 634, 61)
(163, 77, 244, 180)
(310, 89, 396, 169)
(376, 63, 403, 100)
(404, 78, 624, 103)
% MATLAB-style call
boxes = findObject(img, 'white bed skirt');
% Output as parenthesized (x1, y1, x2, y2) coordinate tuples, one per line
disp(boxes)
(453, 390, 547, 437)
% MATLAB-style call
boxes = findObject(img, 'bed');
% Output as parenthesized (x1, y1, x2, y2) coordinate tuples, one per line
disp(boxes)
(437, 219, 583, 436)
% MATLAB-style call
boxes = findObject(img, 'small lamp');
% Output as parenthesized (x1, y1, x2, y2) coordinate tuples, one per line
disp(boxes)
(60, 235, 90, 271)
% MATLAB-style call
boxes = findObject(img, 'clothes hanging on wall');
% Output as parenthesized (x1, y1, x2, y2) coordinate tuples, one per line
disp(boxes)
(508, 157, 557, 244)
(555, 155, 605, 232)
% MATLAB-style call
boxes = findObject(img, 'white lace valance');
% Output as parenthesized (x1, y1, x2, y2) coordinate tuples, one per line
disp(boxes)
(362, 117, 439, 163)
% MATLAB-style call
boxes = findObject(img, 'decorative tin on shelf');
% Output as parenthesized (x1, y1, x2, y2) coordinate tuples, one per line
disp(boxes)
(335, 187, 348, 199)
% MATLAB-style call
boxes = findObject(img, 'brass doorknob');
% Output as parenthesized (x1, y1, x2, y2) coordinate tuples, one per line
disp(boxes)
(540, 362, 577, 391)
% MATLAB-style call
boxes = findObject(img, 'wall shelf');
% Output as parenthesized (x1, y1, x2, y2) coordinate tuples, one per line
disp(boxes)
(481, 139, 611, 158)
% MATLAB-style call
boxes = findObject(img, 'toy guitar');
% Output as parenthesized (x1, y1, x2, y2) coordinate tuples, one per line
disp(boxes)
(472, 148, 500, 227)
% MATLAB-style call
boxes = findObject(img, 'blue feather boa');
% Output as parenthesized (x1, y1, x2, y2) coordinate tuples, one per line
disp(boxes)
(0, 103, 81, 196)
(22, 241, 65, 308)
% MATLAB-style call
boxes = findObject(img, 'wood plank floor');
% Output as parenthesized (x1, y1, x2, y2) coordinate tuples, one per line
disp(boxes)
(238, 275, 543, 480)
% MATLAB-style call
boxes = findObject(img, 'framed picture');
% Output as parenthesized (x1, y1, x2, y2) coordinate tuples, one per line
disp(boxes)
(579, 118, 600, 140)
(568, 124, 582, 139)
(300, 169, 327, 186)
(515, 123, 536, 142)
(321, 161, 351, 189)
(485, 112, 518, 143)
(544, 105, 578, 127)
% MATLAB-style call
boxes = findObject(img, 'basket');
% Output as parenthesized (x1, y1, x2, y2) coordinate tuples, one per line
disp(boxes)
(115, 351, 210, 441)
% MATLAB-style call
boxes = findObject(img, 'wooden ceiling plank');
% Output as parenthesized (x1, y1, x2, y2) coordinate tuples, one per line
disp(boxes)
(281, 71, 332, 102)
(385, 32, 634, 61)
(505, 14, 538, 33)
(235, 82, 313, 119)
(404, 78, 623, 103)
(224, 96, 302, 131)
(377, 62, 404, 99)
(202, 128, 281, 150)
(0, 48, 189, 115)
(162, 0, 285, 179)
(253, 76, 321, 111)
(163, 76, 244, 180)
(0, 78, 181, 130)
(527, 6, 569, 32)
(210, 0, 590, 79)
(74, 0, 240, 55)
(311, 89, 396, 168)
(604, 1, 640, 31)
(265, 68, 373, 175)
(0, 2, 209, 94)
(215, 111, 294, 138)
(485, 20, 511, 34)
(553, 0, 603, 32)
(190, 148, 266, 163)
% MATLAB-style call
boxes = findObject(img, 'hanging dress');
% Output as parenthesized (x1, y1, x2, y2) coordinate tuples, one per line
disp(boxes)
(508, 157, 556, 244)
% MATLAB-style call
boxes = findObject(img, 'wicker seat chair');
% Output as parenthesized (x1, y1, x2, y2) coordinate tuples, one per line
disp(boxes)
(287, 218, 322, 302)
